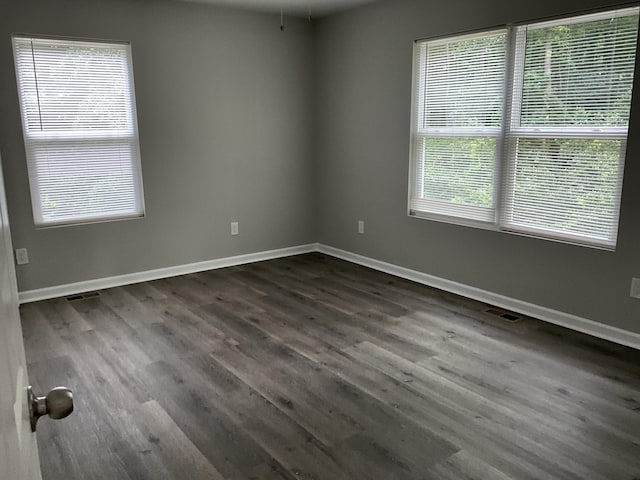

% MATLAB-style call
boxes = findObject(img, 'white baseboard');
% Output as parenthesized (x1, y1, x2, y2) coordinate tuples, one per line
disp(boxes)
(18, 244, 318, 304)
(317, 244, 640, 351)
(19, 241, 640, 350)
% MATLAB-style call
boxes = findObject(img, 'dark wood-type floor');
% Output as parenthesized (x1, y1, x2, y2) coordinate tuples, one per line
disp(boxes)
(21, 253, 640, 480)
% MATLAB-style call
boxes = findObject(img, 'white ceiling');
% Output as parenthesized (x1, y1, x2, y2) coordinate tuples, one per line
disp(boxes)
(176, 0, 379, 18)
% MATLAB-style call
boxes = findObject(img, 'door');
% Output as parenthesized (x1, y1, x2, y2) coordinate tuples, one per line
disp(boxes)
(0, 155, 42, 480)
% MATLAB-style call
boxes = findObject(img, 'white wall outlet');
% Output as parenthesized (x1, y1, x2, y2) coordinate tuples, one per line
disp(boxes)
(231, 222, 239, 236)
(631, 277, 640, 299)
(15, 248, 29, 265)
(358, 220, 365, 235)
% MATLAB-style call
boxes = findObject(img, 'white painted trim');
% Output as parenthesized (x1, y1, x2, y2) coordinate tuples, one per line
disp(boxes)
(18, 244, 318, 304)
(18, 240, 639, 350)
(317, 244, 640, 351)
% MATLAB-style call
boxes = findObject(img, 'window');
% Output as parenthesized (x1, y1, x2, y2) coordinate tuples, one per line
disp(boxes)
(12, 35, 145, 227)
(410, 7, 639, 248)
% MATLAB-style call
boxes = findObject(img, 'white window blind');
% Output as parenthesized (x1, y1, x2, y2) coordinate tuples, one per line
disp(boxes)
(501, 9, 638, 247)
(409, 7, 639, 248)
(12, 36, 145, 227)
(411, 30, 507, 223)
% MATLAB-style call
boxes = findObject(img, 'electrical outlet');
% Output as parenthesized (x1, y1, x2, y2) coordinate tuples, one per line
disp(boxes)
(15, 248, 29, 265)
(358, 220, 365, 234)
(631, 278, 640, 299)
(231, 222, 239, 236)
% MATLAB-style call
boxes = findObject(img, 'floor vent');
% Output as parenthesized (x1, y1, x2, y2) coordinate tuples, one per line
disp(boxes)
(66, 291, 101, 302)
(484, 308, 521, 322)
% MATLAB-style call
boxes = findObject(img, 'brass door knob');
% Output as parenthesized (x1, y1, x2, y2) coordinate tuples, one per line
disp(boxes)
(28, 385, 74, 432)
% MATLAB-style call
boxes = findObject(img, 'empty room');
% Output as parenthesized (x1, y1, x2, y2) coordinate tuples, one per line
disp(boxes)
(1, 0, 639, 478)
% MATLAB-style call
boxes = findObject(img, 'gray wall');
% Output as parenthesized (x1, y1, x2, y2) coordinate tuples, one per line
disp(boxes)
(314, 0, 640, 334)
(0, 0, 315, 291)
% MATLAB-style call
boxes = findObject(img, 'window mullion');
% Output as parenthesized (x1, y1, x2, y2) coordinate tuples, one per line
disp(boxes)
(494, 26, 518, 227)
(499, 25, 527, 230)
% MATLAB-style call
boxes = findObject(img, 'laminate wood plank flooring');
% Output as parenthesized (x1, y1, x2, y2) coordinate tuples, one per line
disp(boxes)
(20, 253, 640, 480)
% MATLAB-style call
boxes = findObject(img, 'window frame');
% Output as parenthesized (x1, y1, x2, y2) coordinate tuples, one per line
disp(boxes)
(12, 34, 146, 228)
(408, 7, 639, 249)
(409, 28, 508, 228)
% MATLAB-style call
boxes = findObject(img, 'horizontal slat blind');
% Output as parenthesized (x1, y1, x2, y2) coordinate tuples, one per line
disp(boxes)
(504, 138, 624, 246)
(520, 10, 638, 127)
(411, 30, 506, 222)
(501, 9, 638, 247)
(13, 36, 144, 226)
(419, 31, 507, 129)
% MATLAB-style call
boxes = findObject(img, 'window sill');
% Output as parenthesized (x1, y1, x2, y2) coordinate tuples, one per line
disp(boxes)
(408, 210, 616, 251)
(34, 212, 145, 230)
